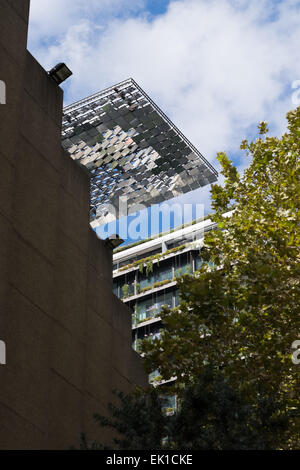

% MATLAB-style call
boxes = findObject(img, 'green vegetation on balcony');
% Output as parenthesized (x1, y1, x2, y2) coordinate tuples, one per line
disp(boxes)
(117, 244, 187, 274)
(153, 279, 172, 289)
(139, 286, 152, 294)
(163, 244, 187, 257)
(151, 375, 163, 383)
(163, 407, 175, 416)
(121, 283, 130, 298)
(138, 316, 154, 324)
(134, 338, 143, 352)
(174, 265, 192, 278)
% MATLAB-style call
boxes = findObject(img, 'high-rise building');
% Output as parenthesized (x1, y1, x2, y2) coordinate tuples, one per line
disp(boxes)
(63, 79, 219, 414)
(112, 216, 218, 411)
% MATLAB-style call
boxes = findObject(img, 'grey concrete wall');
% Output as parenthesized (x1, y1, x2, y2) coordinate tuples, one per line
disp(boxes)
(0, 0, 147, 449)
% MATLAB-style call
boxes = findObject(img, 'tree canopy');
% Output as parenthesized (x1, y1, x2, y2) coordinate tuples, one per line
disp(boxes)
(142, 107, 300, 448)
(78, 367, 292, 450)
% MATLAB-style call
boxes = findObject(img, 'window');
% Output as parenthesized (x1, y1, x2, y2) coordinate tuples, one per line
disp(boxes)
(195, 256, 202, 270)
(135, 298, 155, 321)
(174, 289, 180, 307)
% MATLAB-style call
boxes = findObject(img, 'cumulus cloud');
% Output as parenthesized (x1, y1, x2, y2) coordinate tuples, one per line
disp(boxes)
(28, 0, 300, 214)
(29, 0, 145, 42)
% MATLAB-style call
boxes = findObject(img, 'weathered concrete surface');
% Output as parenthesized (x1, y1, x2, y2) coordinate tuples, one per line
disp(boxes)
(0, 0, 147, 449)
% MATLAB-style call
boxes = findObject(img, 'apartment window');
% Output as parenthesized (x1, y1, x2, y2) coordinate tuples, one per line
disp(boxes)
(135, 297, 155, 321)
(174, 289, 180, 307)
(195, 256, 202, 270)
(154, 259, 173, 283)
(155, 291, 173, 313)
(139, 274, 154, 290)
(161, 394, 177, 414)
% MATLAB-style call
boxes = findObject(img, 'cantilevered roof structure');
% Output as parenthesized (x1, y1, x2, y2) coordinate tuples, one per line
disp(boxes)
(62, 78, 218, 226)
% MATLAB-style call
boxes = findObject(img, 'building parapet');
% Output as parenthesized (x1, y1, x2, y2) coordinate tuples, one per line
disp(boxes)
(123, 280, 177, 303)
(113, 217, 217, 271)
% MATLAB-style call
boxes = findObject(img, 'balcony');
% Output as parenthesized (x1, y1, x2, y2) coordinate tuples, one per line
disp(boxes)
(133, 315, 162, 329)
(123, 279, 177, 303)
(113, 243, 189, 278)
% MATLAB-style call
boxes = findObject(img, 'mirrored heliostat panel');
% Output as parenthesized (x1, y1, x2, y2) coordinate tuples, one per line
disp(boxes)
(62, 78, 218, 226)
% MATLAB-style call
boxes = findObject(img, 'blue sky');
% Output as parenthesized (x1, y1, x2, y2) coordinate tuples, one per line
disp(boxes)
(27, 0, 300, 241)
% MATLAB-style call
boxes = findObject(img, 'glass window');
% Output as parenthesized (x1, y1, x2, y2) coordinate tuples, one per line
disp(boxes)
(135, 298, 154, 321)
(156, 291, 173, 313)
(155, 268, 172, 283)
(174, 289, 180, 307)
(134, 290, 174, 321)
(149, 369, 161, 382)
(195, 256, 202, 270)
(120, 281, 135, 299)
(153, 259, 173, 283)
(181, 263, 192, 274)
(139, 274, 154, 289)
(151, 331, 161, 341)
(161, 394, 176, 412)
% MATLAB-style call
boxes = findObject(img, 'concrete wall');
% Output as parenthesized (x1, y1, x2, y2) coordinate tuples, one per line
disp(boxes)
(0, 0, 147, 449)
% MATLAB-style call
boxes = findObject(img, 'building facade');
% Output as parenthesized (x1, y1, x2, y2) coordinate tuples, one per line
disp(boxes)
(112, 217, 218, 411)
(60, 0, 219, 425)
(0, 0, 147, 450)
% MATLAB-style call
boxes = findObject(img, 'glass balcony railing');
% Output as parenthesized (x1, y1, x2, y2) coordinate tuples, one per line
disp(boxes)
(133, 292, 173, 325)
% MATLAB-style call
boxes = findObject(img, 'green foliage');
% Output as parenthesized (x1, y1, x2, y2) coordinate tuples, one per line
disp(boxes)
(72, 433, 105, 450)
(153, 279, 172, 289)
(142, 108, 300, 449)
(121, 284, 129, 298)
(134, 338, 143, 352)
(174, 268, 183, 278)
(138, 316, 154, 324)
(118, 245, 187, 274)
(132, 311, 139, 327)
(77, 368, 294, 450)
(185, 264, 192, 274)
(93, 389, 166, 450)
(168, 367, 293, 450)
(163, 244, 186, 257)
(145, 260, 154, 276)
(140, 286, 152, 294)
(139, 261, 145, 273)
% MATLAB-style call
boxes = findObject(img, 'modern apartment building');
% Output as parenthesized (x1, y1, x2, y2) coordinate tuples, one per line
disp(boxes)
(62, 65, 219, 417)
(112, 216, 218, 411)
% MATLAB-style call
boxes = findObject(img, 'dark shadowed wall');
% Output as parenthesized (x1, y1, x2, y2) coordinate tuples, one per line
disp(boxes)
(0, 0, 147, 449)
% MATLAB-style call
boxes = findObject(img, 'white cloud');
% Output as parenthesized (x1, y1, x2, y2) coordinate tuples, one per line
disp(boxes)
(28, 0, 300, 213)
(28, 0, 145, 43)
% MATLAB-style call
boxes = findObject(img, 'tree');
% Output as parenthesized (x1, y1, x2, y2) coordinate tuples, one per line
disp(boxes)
(94, 389, 166, 450)
(142, 108, 300, 448)
(169, 367, 291, 450)
(78, 367, 292, 450)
